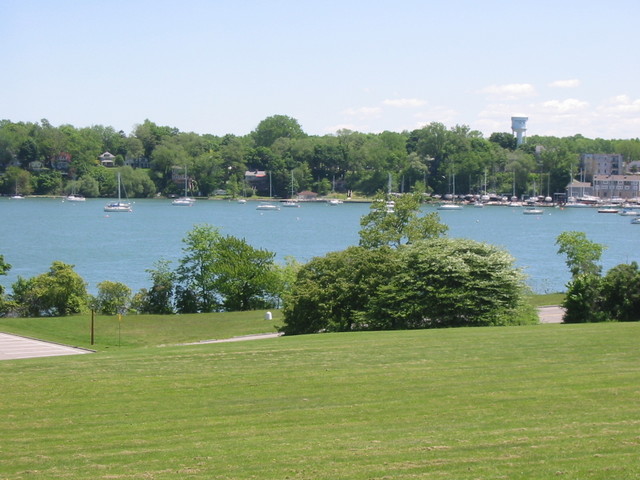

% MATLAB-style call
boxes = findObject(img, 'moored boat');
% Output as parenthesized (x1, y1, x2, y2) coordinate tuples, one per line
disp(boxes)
(437, 203, 463, 210)
(65, 194, 86, 202)
(171, 166, 196, 206)
(256, 202, 280, 211)
(523, 207, 544, 215)
(104, 172, 132, 212)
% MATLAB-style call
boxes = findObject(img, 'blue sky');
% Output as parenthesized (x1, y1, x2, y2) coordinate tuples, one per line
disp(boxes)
(2, 0, 640, 139)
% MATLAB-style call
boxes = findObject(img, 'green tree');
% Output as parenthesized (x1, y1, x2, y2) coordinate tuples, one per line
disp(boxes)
(33, 170, 63, 195)
(175, 225, 222, 313)
(213, 235, 280, 311)
(556, 231, 606, 278)
(1, 166, 32, 195)
(77, 174, 100, 197)
(281, 246, 397, 335)
(138, 260, 175, 314)
(251, 115, 306, 148)
(94, 281, 132, 315)
(562, 274, 605, 323)
(11, 261, 88, 317)
(597, 262, 640, 322)
(489, 132, 517, 150)
(359, 192, 448, 248)
(0, 255, 11, 315)
(366, 238, 535, 329)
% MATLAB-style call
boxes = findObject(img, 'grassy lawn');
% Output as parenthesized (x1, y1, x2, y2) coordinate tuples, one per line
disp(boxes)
(1, 320, 639, 479)
(0, 310, 283, 351)
(526, 292, 565, 307)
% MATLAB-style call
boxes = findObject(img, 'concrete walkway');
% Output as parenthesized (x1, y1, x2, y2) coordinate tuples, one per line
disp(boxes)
(2, 307, 563, 361)
(537, 305, 565, 324)
(0, 332, 93, 361)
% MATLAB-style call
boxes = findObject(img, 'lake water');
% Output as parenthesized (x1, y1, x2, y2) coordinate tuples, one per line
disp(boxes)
(1, 197, 639, 295)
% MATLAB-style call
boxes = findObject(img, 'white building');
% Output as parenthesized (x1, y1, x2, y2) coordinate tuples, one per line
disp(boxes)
(592, 174, 640, 200)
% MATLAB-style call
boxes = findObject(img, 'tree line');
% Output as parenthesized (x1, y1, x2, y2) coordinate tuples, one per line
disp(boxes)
(3, 116, 640, 200)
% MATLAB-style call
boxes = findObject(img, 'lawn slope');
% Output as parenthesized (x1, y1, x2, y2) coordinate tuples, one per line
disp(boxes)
(1, 323, 639, 479)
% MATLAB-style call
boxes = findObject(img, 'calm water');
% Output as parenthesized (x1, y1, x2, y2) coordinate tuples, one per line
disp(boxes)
(1, 197, 639, 295)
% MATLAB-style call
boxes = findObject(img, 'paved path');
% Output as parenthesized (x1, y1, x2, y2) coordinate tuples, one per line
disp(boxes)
(537, 305, 565, 324)
(2, 308, 563, 362)
(179, 332, 283, 345)
(0, 332, 93, 361)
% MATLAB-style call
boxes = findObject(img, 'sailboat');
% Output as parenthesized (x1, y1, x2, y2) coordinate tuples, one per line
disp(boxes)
(281, 171, 300, 207)
(437, 166, 462, 210)
(172, 166, 196, 206)
(65, 181, 85, 202)
(104, 172, 132, 212)
(10, 181, 24, 199)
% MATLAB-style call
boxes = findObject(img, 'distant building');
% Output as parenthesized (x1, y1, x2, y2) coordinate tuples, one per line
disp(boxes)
(580, 153, 623, 182)
(593, 174, 640, 200)
(99, 151, 116, 167)
(566, 180, 594, 199)
(124, 155, 150, 169)
(28, 160, 46, 172)
(51, 152, 72, 171)
(298, 190, 318, 201)
(245, 170, 268, 190)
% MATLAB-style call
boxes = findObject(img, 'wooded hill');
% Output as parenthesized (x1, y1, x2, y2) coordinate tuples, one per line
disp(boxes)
(2, 116, 639, 199)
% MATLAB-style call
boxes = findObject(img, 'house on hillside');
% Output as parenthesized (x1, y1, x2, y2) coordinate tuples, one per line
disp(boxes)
(99, 152, 116, 167)
(124, 155, 150, 169)
(245, 170, 268, 192)
(51, 152, 72, 171)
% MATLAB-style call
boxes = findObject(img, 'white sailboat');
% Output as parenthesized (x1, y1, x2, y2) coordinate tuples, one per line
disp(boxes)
(65, 181, 85, 202)
(282, 171, 301, 207)
(10, 181, 24, 199)
(172, 166, 196, 206)
(437, 166, 462, 210)
(104, 172, 132, 212)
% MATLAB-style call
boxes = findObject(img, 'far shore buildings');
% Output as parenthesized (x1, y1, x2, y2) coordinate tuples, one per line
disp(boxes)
(567, 153, 640, 200)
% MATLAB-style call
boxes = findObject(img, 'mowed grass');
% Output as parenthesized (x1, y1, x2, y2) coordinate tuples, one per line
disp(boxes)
(0, 310, 283, 351)
(1, 322, 639, 479)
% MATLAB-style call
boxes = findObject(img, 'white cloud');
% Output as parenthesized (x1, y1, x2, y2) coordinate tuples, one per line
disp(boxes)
(548, 79, 581, 88)
(382, 98, 427, 108)
(413, 106, 458, 125)
(540, 98, 589, 113)
(342, 106, 382, 117)
(479, 83, 536, 100)
(599, 94, 640, 114)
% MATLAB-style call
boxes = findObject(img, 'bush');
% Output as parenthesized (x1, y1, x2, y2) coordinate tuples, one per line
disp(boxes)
(563, 262, 640, 323)
(281, 239, 536, 335)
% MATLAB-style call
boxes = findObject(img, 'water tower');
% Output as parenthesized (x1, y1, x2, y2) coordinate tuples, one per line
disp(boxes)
(511, 116, 528, 146)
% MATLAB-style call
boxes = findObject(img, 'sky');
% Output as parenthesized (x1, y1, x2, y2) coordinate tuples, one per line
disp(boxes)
(2, 0, 640, 140)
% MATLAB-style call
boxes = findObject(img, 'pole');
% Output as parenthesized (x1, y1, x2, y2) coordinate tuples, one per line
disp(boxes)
(91, 309, 95, 345)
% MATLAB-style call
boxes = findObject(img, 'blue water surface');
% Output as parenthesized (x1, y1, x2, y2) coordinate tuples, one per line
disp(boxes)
(1, 197, 638, 294)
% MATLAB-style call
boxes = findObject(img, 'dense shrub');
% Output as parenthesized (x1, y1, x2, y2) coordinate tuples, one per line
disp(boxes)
(281, 239, 536, 335)
(563, 262, 640, 323)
